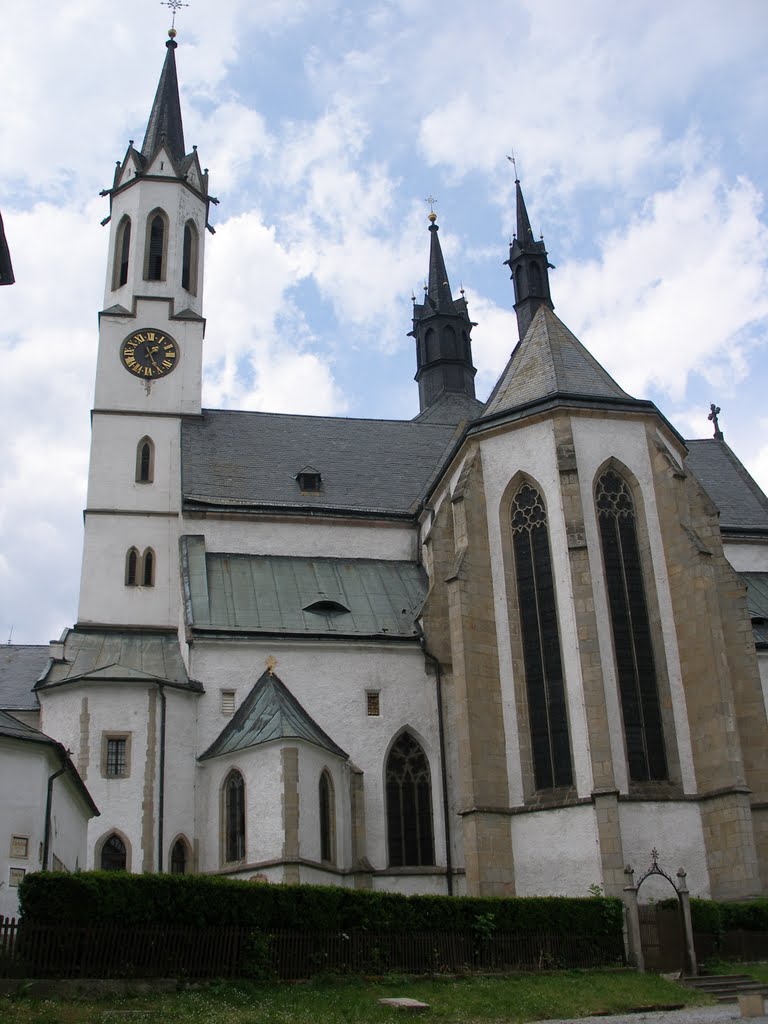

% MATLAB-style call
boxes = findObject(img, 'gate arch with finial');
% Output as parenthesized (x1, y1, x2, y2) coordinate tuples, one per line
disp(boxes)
(623, 849, 697, 976)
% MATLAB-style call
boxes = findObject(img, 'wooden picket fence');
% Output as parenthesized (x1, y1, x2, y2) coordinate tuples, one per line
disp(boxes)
(0, 917, 623, 979)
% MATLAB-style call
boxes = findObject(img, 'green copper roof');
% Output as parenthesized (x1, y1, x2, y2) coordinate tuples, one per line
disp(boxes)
(199, 670, 347, 761)
(181, 537, 427, 639)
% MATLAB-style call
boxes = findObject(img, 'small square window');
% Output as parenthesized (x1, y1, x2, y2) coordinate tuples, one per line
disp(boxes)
(101, 733, 132, 779)
(366, 691, 380, 717)
(10, 835, 28, 859)
(9, 867, 25, 887)
(221, 690, 236, 715)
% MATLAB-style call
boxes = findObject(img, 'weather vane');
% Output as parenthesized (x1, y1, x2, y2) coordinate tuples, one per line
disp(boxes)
(161, 0, 189, 30)
(507, 151, 518, 180)
(708, 402, 723, 440)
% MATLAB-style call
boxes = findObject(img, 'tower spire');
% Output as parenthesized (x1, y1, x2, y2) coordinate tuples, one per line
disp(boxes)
(410, 209, 479, 422)
(142, 32, 186, 165)
(505, 176, 554, 341)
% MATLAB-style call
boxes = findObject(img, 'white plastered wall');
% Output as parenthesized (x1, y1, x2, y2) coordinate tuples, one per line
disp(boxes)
(511, 805, 602, 896)
(193, 518, 417, 562)
(571, 415, 697, 795)
(620, 801, 711, 899)
(78, 513, 181, 627)
(723, 541, 768, 573)
(87, 414, 181, 513)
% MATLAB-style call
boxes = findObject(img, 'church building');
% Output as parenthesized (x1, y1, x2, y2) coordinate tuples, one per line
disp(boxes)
(2, 33, 768, 906)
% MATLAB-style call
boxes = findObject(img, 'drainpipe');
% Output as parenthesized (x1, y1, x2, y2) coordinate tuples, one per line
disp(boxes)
(157, 684, 167, 871)
(417, 627, 453, 895)
(42, 765, 66, 870)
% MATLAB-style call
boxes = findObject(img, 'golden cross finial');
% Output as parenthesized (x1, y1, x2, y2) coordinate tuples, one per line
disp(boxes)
(161, 0, 189, 31)
(425, 196, 438, 222)
(266, 655, 277, 675)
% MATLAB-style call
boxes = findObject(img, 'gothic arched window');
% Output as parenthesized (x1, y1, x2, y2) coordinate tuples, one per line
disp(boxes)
(100, 833, 127, 871)
(136, 436, 154, 483)
(144, 210, 168, 281)
(511, 483, 573, 789)
(529, 261, 542, 295)
(223, 770, 245, 863)
(181, 220, 199, 294)
(386, 732, 434, 867)
(142, 549, 155, 587)
(125, 547, 139, 587)
(170, 838, 188, 874)
(425, 328, 439, 363)
(596, 469, 667, 782)
(113, 216, 131, 289)
(319, 770, 335, 864)
(442, 324, 458, 359)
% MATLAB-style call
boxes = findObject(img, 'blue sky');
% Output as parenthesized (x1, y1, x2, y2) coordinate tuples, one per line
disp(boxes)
(1, 0, 767, 644)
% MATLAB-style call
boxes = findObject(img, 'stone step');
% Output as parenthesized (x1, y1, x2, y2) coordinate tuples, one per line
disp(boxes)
(682, 975, 768, 1004)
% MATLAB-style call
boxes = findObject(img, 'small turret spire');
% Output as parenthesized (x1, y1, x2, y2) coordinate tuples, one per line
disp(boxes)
(505, 174, 555, 341)
(409, 208, 479, 421)
(142, 32, 186, 165)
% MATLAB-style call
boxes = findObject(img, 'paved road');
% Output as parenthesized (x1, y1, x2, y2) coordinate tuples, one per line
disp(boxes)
(532, 1005, 768, 1024)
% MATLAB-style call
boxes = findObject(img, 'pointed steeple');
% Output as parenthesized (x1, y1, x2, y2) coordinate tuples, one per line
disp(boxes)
(142, 32, 186, 165)
(410, 213, 482, 423)
(505, 177, 554, 342)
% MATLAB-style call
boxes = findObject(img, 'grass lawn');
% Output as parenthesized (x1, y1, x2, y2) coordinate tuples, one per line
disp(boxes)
(0, 969, 712, 1024)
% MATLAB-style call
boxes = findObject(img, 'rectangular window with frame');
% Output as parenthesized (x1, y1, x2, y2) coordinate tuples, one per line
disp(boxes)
(9, 867, 25, 887)
(366, 691, 381, 717)
(10, 835, 28, 859)
(221, 690, 236, 715)
(101, 733, 131, 779)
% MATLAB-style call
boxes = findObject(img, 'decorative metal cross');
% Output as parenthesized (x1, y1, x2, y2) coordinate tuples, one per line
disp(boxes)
(708, 403, 723, 439)
(425, 196, 437, 214)
(507, 152, 518, 178)
(161, 0, 189, 29)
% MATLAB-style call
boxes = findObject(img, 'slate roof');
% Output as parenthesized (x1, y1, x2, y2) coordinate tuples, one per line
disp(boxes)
(482, 304, 633, 418)
(685, 440, 768, 533)
(181, 409, 462, 517)
(199, 669, 347, 761)
(0, 645, 49, 710)
(0, 709, 99, 815)
(37, 629, 202, 692)
(181, 538, 427, 639)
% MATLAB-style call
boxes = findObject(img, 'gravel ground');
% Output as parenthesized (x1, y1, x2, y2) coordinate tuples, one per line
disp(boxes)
(530, 1005, 768, 1024)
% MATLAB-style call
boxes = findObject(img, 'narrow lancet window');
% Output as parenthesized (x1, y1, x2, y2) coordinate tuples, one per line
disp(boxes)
(596, 470, 667, 782)
(386, 732, 435, 867)
(136, 437, 154, 483)
(319, 770, 335, 864)
(511, 483, 573, 790)
(170, 838, 188, 874)
(125, 548, 139, 587)
(113, 216, 131, 289)
(224, 770, 245, 863)
(145, 212, 166, 281)
(142, 549, 155, 587)
(181, 220, 198, 294)
(100, 833, 127, 871)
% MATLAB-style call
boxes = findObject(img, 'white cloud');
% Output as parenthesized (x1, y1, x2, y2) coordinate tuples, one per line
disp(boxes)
(555, 171, 768, 401)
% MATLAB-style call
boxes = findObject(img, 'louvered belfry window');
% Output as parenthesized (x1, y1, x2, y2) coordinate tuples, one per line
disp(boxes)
(596, 470, 667, 782)
(511, 483, 573, 790)
(386, 732, 435, 867)
(147, 215, 165, 280)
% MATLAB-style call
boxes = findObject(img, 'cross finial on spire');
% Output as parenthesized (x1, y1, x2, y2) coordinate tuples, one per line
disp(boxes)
(507, 152, 519, 183)
(425, 196, 437, 223)
(161, 0, 189, 31)
(708, 402, 724, 440)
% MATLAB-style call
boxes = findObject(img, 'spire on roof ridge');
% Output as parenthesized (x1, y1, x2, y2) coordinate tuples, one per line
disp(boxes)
(505, 175, 554, 342)
(141, 31, 186, 164)
(515, 177, 535, 248)
(426, 215, 456, 314)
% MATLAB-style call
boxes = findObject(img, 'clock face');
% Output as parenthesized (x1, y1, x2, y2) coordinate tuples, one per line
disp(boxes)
(120, 329, 179, 379)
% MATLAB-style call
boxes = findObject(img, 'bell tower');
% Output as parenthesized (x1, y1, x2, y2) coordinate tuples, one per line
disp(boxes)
(78, 31, 214, 630)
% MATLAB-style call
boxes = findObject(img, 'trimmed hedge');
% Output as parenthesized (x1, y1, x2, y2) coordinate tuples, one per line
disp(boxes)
(688, 897, 768, 934)
(19, 872, 623, 938)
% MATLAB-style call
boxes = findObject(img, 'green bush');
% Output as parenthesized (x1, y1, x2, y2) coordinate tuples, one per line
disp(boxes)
(681, 898, 768, 935)
(18, 871, 623, 938)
